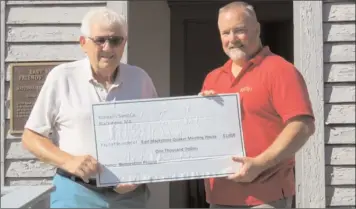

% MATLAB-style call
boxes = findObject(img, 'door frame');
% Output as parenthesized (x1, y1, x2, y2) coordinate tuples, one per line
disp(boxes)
(293, 1, 325, 208)
(169, 1, 325, 208)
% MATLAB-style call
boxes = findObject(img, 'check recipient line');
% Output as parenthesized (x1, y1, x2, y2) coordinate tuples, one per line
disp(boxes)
(103, 153, 240, 167)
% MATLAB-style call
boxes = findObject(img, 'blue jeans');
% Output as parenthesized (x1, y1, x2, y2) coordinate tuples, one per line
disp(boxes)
(50, 174, 149, 208)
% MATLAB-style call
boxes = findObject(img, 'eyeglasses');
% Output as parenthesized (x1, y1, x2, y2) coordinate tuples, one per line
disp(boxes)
(88, 36, 124, 47)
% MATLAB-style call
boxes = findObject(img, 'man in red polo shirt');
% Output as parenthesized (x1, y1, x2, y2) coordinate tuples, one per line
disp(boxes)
(200, 1, 316, 208)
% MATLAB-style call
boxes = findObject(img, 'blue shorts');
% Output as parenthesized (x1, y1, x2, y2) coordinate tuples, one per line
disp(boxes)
(50, 174, 149, 208)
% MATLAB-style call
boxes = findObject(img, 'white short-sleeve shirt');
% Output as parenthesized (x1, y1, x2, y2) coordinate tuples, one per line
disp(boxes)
(25, 57, 158, 158)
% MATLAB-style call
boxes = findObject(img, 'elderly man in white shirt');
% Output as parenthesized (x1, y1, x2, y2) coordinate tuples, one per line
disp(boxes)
(21, 7, 157, 208)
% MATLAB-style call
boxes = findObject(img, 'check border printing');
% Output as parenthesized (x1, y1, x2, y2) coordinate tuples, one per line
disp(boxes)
(92, 93, 246, 187)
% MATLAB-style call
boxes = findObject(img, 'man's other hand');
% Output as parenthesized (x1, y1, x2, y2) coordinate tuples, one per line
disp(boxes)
(227, 156, 266, 183)
(61, 155, 100, 183)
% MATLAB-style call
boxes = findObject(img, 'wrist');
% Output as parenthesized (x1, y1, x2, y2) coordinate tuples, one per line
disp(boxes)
(254, 154, 272, 171)
(57, 152, 75, 169)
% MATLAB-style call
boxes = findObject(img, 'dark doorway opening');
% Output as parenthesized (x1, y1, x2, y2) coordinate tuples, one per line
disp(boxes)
(169, 1, 294, 208)
(183, 19, 293, 96)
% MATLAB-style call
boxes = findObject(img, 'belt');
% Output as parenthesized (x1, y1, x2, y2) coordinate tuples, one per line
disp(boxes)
(56, 168, 114, 191)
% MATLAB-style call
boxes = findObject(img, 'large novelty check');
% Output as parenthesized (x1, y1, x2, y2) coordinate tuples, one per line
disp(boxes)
(92, 94, 246, 187)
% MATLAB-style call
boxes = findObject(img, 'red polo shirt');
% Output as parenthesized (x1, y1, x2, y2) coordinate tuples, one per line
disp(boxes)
(201, 46, 314, 206)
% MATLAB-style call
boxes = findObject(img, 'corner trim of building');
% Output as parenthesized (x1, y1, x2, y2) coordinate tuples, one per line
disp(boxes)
(293, 1, 326, 208)
(0, 0, 7, 187)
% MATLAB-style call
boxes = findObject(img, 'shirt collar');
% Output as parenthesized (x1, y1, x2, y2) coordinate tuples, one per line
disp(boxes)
(222, 46, 272, 73)
(83, 56, 123, 86)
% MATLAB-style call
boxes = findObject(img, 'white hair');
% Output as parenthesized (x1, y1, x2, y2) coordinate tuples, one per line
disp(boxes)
(219, 1, 257, 22)
(80, 7, 127, 37)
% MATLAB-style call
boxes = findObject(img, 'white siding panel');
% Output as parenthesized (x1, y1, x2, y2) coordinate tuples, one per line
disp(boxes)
(323, 2, 356, 22)
(323, 1, 355, 208)
(4, 120, 21, 140)
(325, 84, 355, 103)
(325, 104, 355, 124)
(2, 0, 112, 189)
(325, 146, 355, 165)
(324, 43, 356, 62)
(6, 178, 52, 186)
(5, 160, 55, 177)
(6, 44, 83, 62)
(4, 81, 9, 119)
(7, 1, 106, 5)
(326, 166, 355, 185)
(5, 106, 9, 120)
(325, 126, 356, 144)
(7, 25, 81, 42)
(324, 23, 356, 42)
(326, 186, 356, 206)
(5, 141, 35, 159)
(7, 5, 106, 24)
(4, 80, 9, 100)
(324, 63, 355, 82)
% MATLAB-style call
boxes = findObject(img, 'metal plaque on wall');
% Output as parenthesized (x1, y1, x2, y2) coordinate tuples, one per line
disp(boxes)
(9, 62, 63, 134)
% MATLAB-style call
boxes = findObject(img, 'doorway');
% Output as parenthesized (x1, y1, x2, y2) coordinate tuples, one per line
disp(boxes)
(183, 19, 293, 96)
(169, 1, 293, 208)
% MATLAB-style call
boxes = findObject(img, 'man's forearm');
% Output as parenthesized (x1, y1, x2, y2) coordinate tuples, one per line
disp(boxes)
(22, 129, 73, 168)
(256, 117, 315, 170)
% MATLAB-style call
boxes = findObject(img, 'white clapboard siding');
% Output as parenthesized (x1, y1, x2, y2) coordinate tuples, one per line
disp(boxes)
(3, 74, 11, 115)
(5, 160, 55, 177)
(323, 1, 356, 207)
(5, 141, 36, 160)
(4, 79, 9, 101)
(325, 146, 355, 165)
(326, 186, 356, 206)
(326, 166, 355, 185)
(325, 84, 355, 103)
(325, 104, 356, 124)
(324, 63, 356, 83)
(7, 5, 106, 24)
(323, 2, 356, 22)
(6, 25, 81, 42)
(4, 120, 20, 140)
(6, 44, 84, 62)
(6, 1, 106, 5)
(5, 103, 10, 120)
(4, 80, 10, 136)
(6, 178, 52, 186)
(324, 43, 356, 62)
(325, 126, 356, 144)
(324, 23, 356, 42)
(3, 1, 108, 185)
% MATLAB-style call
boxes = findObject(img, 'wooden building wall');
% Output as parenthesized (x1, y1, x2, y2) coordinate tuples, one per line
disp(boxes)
(323, 1, 355, 207)
(1, 0, 108, 187)
(0, 0, 354, 208)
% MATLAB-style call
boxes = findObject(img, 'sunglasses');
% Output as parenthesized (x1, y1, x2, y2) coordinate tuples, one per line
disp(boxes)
(88, 36, 124, 47)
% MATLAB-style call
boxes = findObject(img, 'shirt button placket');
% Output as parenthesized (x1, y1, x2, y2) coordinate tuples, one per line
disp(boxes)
(100, 88, 107, 101)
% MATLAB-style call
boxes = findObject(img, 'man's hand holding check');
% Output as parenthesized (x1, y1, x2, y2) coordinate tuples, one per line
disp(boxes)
(200, 90, 266, 183)
(60, 154, 139, 194)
